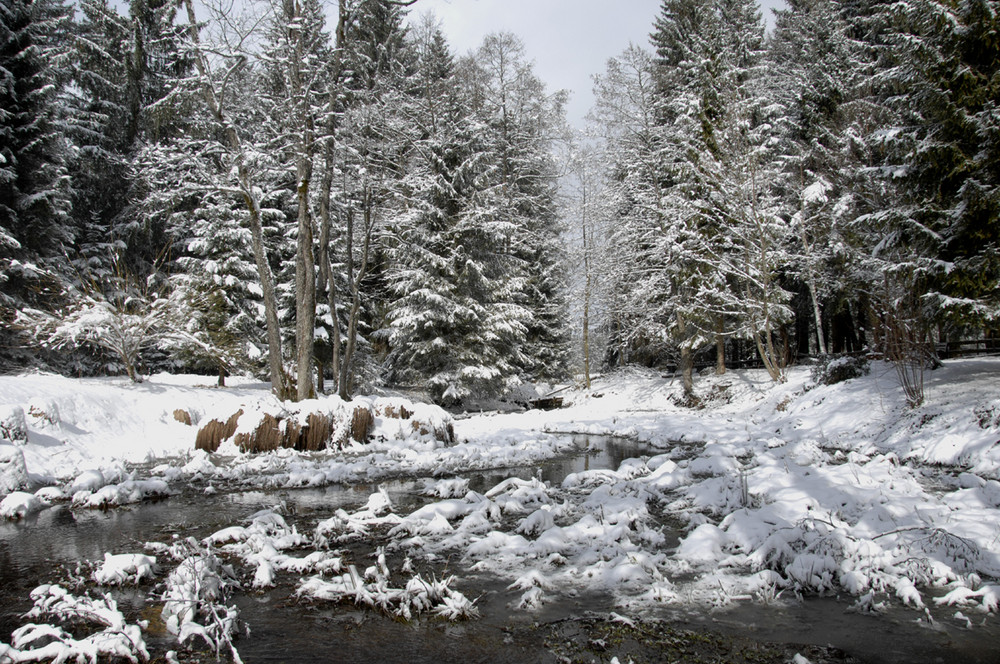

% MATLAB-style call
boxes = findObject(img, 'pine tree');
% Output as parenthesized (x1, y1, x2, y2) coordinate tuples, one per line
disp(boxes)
(464, 32, 570, 387)
(68, 0, 133, 281)
(383, 22, 468, 399)
(874, 0, 1000, 332)
(769, 0, 865, 356)
(0, 0, 73, 261)
(0, 0, 74, 365)
(590, 44, 673, 370)
(326, 0, 417, 398)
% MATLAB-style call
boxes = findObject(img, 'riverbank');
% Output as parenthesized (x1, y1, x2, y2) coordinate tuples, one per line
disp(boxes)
(1, 359, 999, 662)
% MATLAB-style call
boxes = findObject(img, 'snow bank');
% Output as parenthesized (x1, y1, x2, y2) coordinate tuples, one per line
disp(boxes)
(1, 359, 999, 623)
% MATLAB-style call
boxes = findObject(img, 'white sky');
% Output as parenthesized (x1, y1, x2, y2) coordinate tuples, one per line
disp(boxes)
(404, 0, 786, 128)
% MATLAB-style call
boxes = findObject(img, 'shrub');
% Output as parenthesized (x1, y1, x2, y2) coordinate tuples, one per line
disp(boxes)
(811, 355, 870, 386)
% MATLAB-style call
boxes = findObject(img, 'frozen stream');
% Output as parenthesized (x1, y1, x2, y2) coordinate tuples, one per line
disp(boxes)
(1, 435, 997, 663)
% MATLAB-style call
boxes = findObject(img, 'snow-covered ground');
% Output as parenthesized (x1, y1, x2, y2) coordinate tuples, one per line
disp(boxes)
(1, 358, 999, 661)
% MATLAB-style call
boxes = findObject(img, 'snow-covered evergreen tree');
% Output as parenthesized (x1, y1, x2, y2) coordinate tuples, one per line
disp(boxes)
(0, 0, 74, 365)
(328, 0, 417, 399)
(869, 0, 1000, 334)
(768, 0, 865, 356)
(590, 44, 674, 370)
(67, 0, 133, 282)
(464, 32, 570, 385)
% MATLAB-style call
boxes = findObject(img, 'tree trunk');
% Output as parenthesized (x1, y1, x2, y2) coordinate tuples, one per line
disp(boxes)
(281, 0, 318, 402)
(317, 139, 341, 394)
(338, 200, 373, 401)
(182, 0, 289, 400)
(582, 279, 592, 390)
(807, 277, 827, 355)
(581, 210, 592, 390)
(295, 173, 316, 401)
(680, 344, 694, 398)
(676, 311, 694, 400)
(715, 315, 726, 375)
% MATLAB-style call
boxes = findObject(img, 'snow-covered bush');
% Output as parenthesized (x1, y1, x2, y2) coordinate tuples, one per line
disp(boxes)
(19, 288, 171, 383)
(159, 538, 243, 660)
(0, 584, 149, 663)
(0, 405, 28, 444)
(810, 354, 870, 386)
(0, 445, 29, 494)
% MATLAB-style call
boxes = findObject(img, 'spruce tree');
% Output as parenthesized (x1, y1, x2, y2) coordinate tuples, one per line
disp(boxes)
(875, 0, 1000, 331)
(0, 0, 74, 367)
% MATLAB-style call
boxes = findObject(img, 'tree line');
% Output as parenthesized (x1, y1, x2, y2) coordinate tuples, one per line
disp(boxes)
(3, 0, 997, 408)
(1, 0, 569, 404)
(575, 0, 998, 405)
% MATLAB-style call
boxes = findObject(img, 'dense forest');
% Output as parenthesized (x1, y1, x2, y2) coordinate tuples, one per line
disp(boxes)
(1, 0, 997, 407)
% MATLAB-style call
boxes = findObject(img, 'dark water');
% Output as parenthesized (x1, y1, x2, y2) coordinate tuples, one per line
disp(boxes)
(1, 436, 998, 663)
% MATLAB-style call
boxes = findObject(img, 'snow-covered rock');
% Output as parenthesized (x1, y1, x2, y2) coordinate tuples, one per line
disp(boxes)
(0, 491, 45, 520)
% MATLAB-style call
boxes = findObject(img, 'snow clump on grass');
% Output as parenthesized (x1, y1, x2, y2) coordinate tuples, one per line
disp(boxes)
(0, 445, 29, 495)
(296, 555, 479, 621)
(92, 553, 158, 586)
(71, 478, 170, 508)
(0, 405, 28, 444)
(157, 537, 244, 663)
(0, 490, 46, 520)
(0, 584, 148, 663)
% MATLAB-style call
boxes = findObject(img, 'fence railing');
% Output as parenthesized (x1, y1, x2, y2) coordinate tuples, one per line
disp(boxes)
(935, 339, 1000, 359)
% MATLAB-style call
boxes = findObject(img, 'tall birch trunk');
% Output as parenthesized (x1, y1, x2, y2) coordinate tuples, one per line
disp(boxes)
(182, 0, 289, 399)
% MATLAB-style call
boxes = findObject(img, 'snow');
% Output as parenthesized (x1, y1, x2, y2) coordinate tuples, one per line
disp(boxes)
(0, 446, 29, 494)
(0, 491, 45, 520)
(1, 360, 1000, 657)
(92, 553, 158, 585)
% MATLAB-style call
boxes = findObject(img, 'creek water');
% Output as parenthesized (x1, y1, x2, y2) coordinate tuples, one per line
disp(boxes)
(0, 436, 997, 663)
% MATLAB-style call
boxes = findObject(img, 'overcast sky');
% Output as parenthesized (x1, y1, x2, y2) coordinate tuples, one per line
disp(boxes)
(404, 0, 786, 128)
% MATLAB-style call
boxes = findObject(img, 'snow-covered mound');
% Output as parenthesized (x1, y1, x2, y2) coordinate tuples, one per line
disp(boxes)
(0, 373, 454, 508)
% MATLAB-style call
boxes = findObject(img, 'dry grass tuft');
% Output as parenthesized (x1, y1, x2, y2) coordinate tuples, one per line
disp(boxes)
(194, 409, 243, 452)
(300, 412, 332, 451)
(410, 419, 455, 444)
(347, 405, 374, 446)
(380, 404, 413, 420)
(234, 413, 283, 453)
